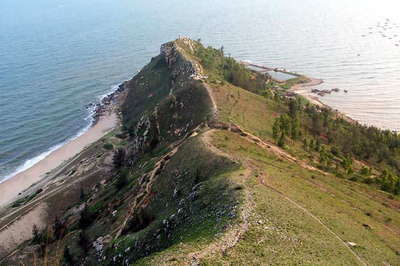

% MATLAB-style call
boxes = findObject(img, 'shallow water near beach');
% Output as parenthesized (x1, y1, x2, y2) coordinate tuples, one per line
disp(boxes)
(1, 0, 400, 181)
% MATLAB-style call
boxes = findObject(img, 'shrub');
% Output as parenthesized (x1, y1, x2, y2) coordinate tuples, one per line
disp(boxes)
(31, 225, 42, 244)
(63, 246, 74, 265)
(113, 148, 126, 168)
(53, 216, 66, 240)
(115, 169, 129, 190)
(79, 205, 94, 228)
(80, 187, 85, 201)
(349, 176, 359, 182)
(78, 231, 90, 252)
(103, 143, 114, 150)
(122, 208, 155, 235)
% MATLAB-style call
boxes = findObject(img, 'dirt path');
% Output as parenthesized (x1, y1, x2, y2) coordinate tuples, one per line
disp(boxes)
(225, 124, 324, 174)
(0, 203, 47, 257)
(200, 128, 367, 266)
(187, 130, 255, 265)
(113, 143, 182, 239)
(0, 166, 105, 261)
(203, 83, 218, 119)
(197, 75, 369, 264)
(113, 126, 204, 240)
(258, 175, 368, 266)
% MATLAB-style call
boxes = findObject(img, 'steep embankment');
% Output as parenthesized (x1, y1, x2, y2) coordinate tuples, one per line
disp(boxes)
(134, 39, 400, 266)
(1, 38, 399, 266)
(0, 38, 242, 265)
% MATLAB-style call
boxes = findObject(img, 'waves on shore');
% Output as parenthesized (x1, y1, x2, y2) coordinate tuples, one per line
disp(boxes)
(0, 123, 91, 184)
(0, 84, 122, 184)
(1, 0, 400, 182)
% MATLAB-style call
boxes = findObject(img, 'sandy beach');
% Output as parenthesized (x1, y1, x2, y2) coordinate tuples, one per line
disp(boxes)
(289, 76, 325, 107)
(0, 111, 118, 208)
(289, 76, 359, 124)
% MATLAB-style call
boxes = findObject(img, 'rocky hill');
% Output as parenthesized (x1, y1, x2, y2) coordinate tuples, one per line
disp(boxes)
(1, 38, 399, 265)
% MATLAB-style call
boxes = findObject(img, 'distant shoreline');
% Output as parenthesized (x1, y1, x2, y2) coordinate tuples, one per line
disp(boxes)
(242, 61, 366, 126)
(289, 76, 359, 125)
(0, 84, 126, 207)
(289, 76, 324, 107)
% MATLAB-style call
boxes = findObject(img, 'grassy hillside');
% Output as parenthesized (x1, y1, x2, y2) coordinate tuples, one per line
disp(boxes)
(133, 39, 400, 265)
(2, 38, 399, 265)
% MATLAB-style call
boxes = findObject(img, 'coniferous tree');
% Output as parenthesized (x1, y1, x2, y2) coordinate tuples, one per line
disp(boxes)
(272, 119, 280, 141)
(113, 148, 126, 169)
(278, 133, 285, 148)
(63, 246, 73, 265)
(79, 231, 90, 252)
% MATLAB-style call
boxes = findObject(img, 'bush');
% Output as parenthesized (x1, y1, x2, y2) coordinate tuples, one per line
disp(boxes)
(53, 216, 66, 240)
(115, 169, 129, 190)
(78, 231, 90, 252)
(113, 148, 126, 168)
(363, 178, 374, 184)
(31, 224, 42, 244)
(349, 176, 359, 182)
(63, 246, 74, 265)
(103, 143, 114, 150)
(79, 205, 94, 228)
(122, 208, 155, 235)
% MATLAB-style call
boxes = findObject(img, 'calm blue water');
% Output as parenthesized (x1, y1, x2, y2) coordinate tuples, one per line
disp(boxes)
(1, 0, 400, 181)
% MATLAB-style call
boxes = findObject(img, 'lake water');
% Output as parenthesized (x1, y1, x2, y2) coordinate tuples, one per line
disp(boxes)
(1, 0, 400, 181)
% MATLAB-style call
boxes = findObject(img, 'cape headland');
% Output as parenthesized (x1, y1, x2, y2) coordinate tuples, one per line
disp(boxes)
(0, 38, 399, 265)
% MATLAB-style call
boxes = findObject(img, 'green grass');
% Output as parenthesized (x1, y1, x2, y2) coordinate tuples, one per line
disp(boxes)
(98, 135, 242, 264)
(212, 82, 286, 140)
(11, 188, 43, 207)
(201, 130, 400, 265)
(128, 41, 400, 265)
(280, 75, 309, 90)
(11, 39, 400, 266)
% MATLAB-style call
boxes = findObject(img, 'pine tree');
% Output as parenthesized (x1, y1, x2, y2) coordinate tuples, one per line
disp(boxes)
(115, 169, 129, 190)
(79, 231, 90, 252)
(113, 148, 126, 169)
(303, 138, 308, 151)
(80, 187, 85, 201)
(32, 224, 41, 244)
(315, 139, 321, 152)
(278, 133, 285, 148)
(79, 205, 93, 229)
(63, 246, 73, 265)
(289, 99, 298, 118)
(272, 119, 280, 141)
(53, 216, 65, 240)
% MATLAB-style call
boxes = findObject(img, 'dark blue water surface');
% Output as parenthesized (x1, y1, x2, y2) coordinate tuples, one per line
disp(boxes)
(1, 0, 400, 181)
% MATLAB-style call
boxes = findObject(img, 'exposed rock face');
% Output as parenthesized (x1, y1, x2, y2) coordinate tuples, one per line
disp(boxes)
(160, 42, 179, 69)
(160, 38, 207, 81)
(121, 38, 214, 167)
(128, 109, 160, 164)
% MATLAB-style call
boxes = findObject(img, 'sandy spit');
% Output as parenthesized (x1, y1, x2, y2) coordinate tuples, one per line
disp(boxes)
(289, 76, 325, 107)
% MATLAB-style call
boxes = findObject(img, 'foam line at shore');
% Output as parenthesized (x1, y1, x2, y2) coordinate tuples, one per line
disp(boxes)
(0, 83, 123, 184)
(0, 123, 92, 184)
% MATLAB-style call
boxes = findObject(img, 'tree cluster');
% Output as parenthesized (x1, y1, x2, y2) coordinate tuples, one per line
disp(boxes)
(195, 45, 268, 92)
(272, 94, 400, 195)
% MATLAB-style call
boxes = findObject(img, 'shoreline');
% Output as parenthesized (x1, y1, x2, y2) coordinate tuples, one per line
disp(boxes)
(289, 76, 359, 124)
(0, 84, 126, 208)
(289, 76, 325, 107)
(243, 62, 361, 126)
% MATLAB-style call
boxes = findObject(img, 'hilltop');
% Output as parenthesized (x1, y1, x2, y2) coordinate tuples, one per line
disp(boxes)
(0, 38, 399, 265)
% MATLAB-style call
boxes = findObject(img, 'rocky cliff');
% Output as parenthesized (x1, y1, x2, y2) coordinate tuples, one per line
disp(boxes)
(2, 38, 399, 266)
